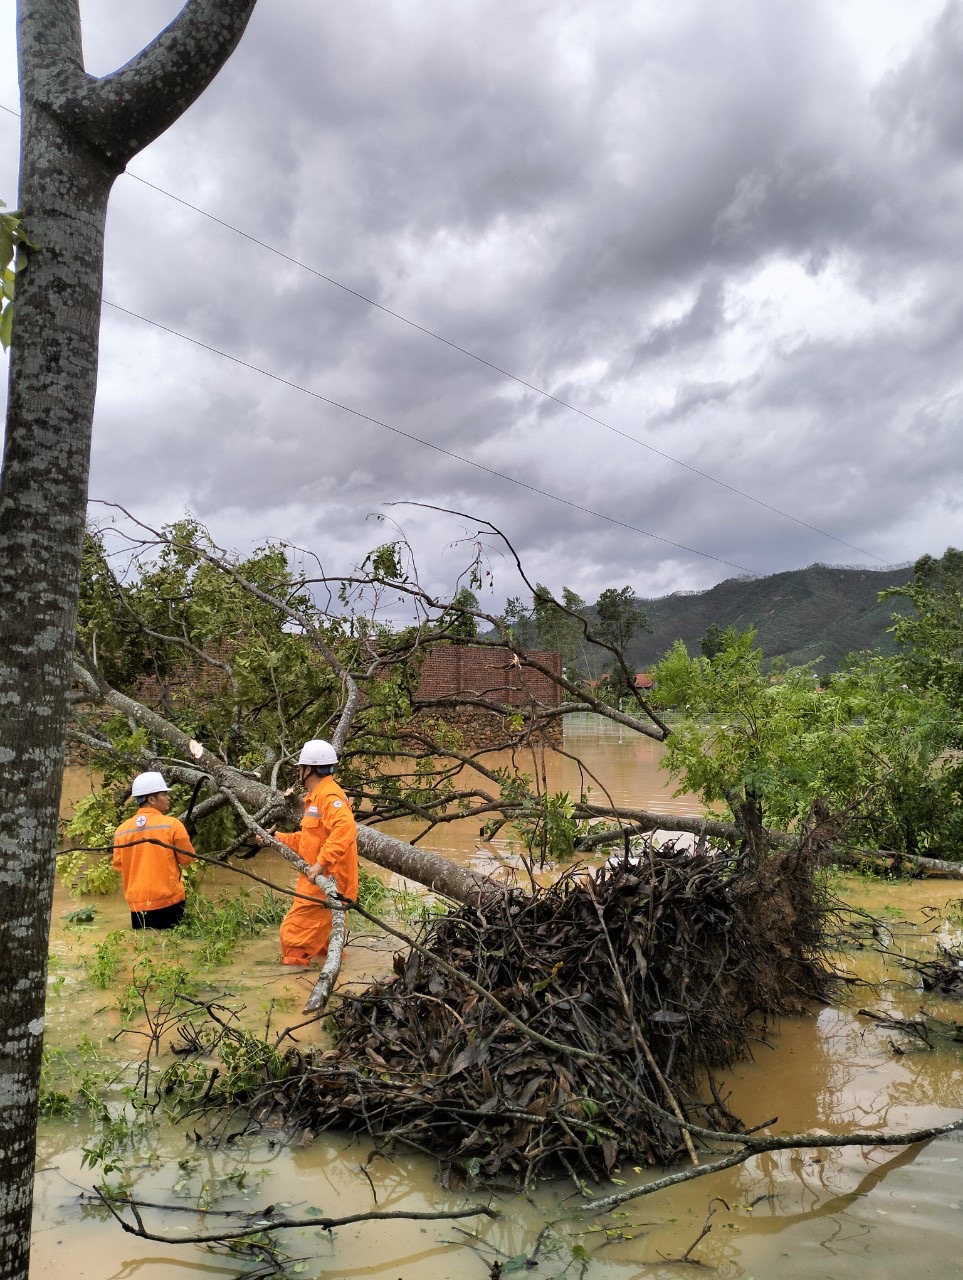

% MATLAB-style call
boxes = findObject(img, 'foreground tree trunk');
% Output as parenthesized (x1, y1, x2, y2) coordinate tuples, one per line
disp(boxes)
(0, 5, 257, 1276)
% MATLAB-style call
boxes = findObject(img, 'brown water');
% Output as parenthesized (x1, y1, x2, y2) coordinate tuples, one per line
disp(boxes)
(382, 711, 704, 877)
(34, 724, 963, 1277)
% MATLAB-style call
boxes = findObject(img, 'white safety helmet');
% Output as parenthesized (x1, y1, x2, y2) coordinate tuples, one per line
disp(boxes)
(298, 739, 338, 767)
(131, 771, 170, 799)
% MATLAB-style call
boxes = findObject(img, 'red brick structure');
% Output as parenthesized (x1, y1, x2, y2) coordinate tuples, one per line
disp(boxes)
(413, 645, 563, 749)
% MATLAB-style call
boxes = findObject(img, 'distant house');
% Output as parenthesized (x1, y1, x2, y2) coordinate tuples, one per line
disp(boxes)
(634, 672, 654, 691)
(413, 644, 562, 747)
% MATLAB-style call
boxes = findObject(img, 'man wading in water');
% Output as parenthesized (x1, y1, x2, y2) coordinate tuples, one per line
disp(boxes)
(112, 771, 195, 929)
(261, 739, 359, 967)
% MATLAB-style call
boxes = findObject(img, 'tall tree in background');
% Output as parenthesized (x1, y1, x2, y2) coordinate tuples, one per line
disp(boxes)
(882, 547, 963, 733)
(503, 594, 536, 647)
(440, 585, 481, 638)
(0, 5, 257, 1276)
(594, 585, 647, 697)
(533, 583, 588, 674)
(699, 623, 728, 661)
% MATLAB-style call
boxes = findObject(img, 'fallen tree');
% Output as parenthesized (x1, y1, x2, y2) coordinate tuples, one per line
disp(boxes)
(62, 513, 963, 1217)
(159, 837, 835, 1187)
(68, 511, 963, 1008)
(576, 807, 963, 880)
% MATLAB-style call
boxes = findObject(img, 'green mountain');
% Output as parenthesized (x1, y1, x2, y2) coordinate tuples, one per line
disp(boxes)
(622, 563, 915, 674)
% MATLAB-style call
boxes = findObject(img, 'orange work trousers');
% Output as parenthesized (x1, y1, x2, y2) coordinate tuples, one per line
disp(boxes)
(280, 875, 334, 966)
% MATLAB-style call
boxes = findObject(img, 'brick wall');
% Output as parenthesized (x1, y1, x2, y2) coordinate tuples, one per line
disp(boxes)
(412, 706, 561, 751)
(412, 645, 562, 749)
(415, 645, 562, 708)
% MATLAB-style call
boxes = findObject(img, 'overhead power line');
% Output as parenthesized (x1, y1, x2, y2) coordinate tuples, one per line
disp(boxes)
(104, 299, 759, 577)
(0, 98, 881, 564)
(123, 171, 886, 566)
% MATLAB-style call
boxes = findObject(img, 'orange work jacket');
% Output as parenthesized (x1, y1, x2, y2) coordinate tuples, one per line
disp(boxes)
(112, 805, 195, 913)
(275, 774, 359, 903)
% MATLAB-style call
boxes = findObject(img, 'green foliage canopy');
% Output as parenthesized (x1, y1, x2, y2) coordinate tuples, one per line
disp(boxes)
(78, 520, 340, 767)
(655, 624, 963, 859)
(883, 547, 963, 726)
(654, 627, 823, 833)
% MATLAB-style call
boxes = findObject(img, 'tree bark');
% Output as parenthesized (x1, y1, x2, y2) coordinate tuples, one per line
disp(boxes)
(356, 822, 494, 902)
(0, 5, 256, 1276)
(576, 805, 963, 879)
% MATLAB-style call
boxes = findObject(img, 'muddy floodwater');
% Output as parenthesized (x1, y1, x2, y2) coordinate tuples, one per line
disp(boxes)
(35, 720, 963, 1278)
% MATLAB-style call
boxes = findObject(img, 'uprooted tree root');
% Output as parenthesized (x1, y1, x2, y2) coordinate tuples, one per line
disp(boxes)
(194, 841, 835, 1188)
(886, 941, 963, 998)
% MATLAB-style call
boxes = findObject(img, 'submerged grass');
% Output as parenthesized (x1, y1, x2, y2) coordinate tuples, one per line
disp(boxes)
(177, 883, 287, 966)
(39, 1036, 115, 1118)
(60, 869, 454, 1132)
(85, 930, 127, 989)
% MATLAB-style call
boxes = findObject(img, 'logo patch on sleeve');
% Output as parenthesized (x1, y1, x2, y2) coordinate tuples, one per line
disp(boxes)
(332, 800, 343, 808)
(135, 814, 147, 828)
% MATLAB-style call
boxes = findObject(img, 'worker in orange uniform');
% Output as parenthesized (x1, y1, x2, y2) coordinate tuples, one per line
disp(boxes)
(268, 739, 359, 967)
(112, 771, 195, 929)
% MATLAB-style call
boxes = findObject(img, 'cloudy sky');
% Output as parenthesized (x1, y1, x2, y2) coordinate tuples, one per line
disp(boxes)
(2, 0, 962, 610)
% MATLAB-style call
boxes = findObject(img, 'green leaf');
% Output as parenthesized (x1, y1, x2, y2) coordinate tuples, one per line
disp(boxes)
(0, 301, 12, 351)
(501, 1256, 531, 1274)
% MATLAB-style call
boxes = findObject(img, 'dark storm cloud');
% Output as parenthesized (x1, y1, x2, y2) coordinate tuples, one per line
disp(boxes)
(881, 3, 963, 157)
(660, 378, 746, 425)
(4, 0, 963, 606)
(620, 280, 729, 372)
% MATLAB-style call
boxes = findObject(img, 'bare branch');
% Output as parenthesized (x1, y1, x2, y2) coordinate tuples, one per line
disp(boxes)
(583, 1115, 963, 1213)
(95, 1188, 496, 1244)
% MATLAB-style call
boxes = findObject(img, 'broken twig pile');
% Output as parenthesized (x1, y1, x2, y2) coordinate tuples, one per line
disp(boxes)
(909, 943, 963, 997)
(264, 841, 834, 1187)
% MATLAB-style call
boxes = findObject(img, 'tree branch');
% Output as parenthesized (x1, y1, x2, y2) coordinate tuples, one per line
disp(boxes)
(95, 1189, 496, 1244)
(16, 0, 86, 107)
(71, 651, 497, 905)
(81, 0, 259, 168)
(582, 1115, 963, 1213)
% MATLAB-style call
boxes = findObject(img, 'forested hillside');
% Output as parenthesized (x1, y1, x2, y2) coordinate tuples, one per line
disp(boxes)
(623, 562, 915, 673)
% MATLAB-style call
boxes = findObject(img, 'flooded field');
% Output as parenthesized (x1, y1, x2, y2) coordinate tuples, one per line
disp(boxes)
(34, 723, 963, 1277)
